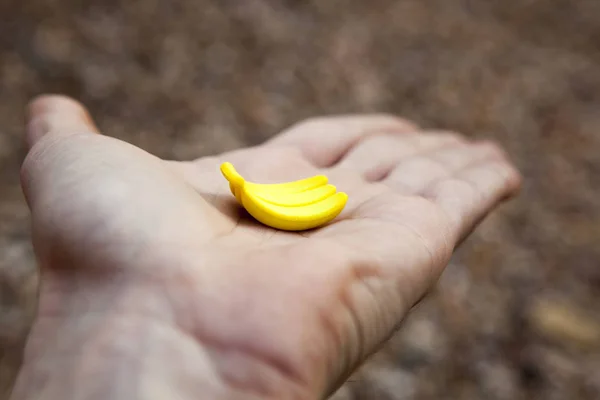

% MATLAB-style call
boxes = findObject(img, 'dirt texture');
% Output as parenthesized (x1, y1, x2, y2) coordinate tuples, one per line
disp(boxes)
(1, 1, 600, 399)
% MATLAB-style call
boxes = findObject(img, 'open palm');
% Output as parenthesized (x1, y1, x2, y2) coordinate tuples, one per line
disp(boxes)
(13, 96, 521, 400)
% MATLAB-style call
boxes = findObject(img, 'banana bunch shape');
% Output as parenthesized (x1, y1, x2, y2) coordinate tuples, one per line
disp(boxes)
(220, 162, 348, 231)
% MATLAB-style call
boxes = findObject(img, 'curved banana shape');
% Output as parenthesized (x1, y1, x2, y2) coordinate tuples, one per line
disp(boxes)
(220, 162, 348, 231)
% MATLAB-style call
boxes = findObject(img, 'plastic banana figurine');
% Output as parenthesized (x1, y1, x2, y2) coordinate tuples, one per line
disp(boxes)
(220, 162, 348, 231)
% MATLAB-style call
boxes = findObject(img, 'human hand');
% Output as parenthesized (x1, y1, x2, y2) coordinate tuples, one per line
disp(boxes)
(12, 96, 521, 400)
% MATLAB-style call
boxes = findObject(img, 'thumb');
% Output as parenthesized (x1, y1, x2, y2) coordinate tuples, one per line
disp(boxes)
(21, 95, 101, 205)
(25, 95, 100, 149)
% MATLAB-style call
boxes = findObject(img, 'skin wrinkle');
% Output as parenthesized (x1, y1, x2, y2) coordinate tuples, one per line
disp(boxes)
(435, 172, 511, 244)
(315, 293, 348, 397)
(186, 320, 312, 398)
(203, 348, 307, 399)
(340, 190, 385, 222)
(38, 268, 181, 338)
(348, 192, 444, 269)
(417, 151, 508, 198)
(339, 268, 368, 372)
(83, 315, 138, 399)
(408, 151, 460, 175)
(222, 211, 243, 238)
(20, 133, 76, 200)
(370, 134, 466, 182)
(345, 263, 389, 354)
(453, 171, 491, 204)
(454, 163, 520, 245)
(455, 164, 518, 223)
(342, 210, 444, 293)
(22, 313, 149, 399)
(324, 265, 413, 399)
(320, 299, 358, 398)
(261, 229, 279, 246)
(380, 140, 466, 184)
(39, 255, 195, 321)
(110, 314, 216, 398)
(41, 279, 121, 319)
(328, 223, 419, 333)
(431, 179, 480, 224)
(313, 225, 417, 396)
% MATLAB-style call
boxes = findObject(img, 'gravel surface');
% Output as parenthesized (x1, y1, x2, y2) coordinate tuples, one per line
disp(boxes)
(1, 1, 600, 398)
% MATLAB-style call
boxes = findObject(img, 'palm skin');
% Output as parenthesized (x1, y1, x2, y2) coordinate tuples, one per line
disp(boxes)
(12, 96, 521, 400)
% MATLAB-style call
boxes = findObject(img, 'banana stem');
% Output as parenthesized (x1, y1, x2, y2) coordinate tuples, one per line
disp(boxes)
(220, 162, 245, 187)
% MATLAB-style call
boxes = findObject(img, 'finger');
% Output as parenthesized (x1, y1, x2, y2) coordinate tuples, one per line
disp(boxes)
(25, 95, 100, 149)
(383, 140, 507, 194)
(265, 114, 419, 167)
(334, 131, 463, 181)
(423, 158, 522, 241)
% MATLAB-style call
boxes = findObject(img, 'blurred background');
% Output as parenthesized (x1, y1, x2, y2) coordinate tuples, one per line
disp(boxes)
(1, 0, 600, 399)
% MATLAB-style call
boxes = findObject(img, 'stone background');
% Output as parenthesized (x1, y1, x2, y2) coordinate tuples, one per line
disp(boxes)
(1, 0, 600, 398)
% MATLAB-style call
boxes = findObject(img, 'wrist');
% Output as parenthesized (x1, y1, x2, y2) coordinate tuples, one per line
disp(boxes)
(11, 310, 314, 400)
(11, 312, 215, 399)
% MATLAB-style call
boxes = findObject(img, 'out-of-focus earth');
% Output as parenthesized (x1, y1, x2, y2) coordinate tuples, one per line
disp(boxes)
(1, 0, 600, 399)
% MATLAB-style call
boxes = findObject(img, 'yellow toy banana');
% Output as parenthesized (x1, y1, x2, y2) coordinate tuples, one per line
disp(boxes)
(220, 162, 348, 231)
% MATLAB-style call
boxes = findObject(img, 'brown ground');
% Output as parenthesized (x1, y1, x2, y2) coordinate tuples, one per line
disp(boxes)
(1, 0, 600, 399)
